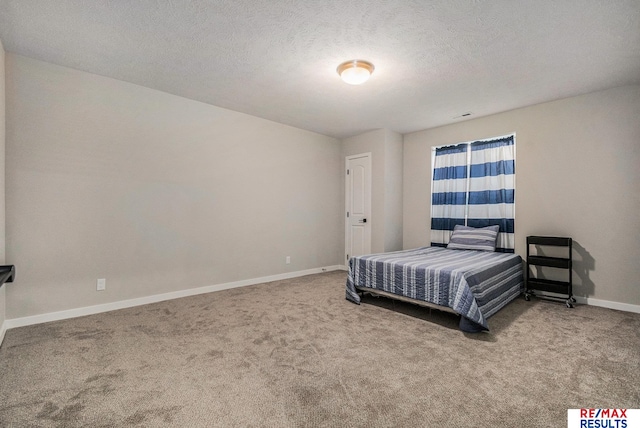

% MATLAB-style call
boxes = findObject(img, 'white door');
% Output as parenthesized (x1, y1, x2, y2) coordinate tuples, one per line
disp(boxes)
(345, 153, 372, 263)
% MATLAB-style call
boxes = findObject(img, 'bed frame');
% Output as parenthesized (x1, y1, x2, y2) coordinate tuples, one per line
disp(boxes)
(355, 286, 458, 315)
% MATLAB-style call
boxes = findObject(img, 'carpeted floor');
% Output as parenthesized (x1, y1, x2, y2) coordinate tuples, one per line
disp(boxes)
(0, 271, 638, 427)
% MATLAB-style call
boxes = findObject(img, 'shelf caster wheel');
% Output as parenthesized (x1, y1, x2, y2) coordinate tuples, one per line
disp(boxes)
(524, 294, 530, 301)
(566, 301, 574, 308)
(570, 297, 576, 303)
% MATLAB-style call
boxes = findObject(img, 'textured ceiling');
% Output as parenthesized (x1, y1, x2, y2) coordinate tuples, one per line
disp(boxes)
(0, 0, 639, 138)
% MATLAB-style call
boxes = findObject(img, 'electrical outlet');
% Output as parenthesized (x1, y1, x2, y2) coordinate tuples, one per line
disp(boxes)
(286, 256, 291, 264)
(97, 278, 106, 291)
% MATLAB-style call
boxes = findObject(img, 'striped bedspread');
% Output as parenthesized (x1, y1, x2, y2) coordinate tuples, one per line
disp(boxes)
(346, 247, 523, 331)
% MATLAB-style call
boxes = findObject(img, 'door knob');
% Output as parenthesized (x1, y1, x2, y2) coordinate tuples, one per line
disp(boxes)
(359, 218, 367, 223)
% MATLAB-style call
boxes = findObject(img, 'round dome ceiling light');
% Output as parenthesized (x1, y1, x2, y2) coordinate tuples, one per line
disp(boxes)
(337, 60, 375, 85)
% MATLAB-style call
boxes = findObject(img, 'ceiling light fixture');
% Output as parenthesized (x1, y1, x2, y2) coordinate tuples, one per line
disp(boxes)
(337, 60, 375, 85)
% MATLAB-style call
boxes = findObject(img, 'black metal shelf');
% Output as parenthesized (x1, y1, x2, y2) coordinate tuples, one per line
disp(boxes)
(527, 236, 571, 247)
(525, 236, 574, 307)
(526, 278, 571, 294)
(528, 256, 571, 269)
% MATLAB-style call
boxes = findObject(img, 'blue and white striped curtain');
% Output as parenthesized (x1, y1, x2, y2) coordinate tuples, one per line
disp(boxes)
(430, 144, 468, 247)
(430, 135, 515, 252)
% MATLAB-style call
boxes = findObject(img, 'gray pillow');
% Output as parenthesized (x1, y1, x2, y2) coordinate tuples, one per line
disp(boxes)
(446, 225, 499, 252)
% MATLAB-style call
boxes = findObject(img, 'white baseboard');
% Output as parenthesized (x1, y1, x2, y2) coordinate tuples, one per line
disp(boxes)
(0, 320, 6, 348)
(7, 266, 634, 332)
(5, 265, 345, 330)
(573, 296, 640, 314)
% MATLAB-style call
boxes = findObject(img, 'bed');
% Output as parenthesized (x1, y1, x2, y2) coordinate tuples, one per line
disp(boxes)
(345, 246, 523, 332)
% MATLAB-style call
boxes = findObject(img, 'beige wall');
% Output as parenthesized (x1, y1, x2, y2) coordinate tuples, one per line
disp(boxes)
(403, 85, 640, 305)
(342, 128, 403, 256)
(4, 50, 637, 321)
(0, 39, 6, 332)
(383, 129, 403, 252)
(5, 54, 343, 319)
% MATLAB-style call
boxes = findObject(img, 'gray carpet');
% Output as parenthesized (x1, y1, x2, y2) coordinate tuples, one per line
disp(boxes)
(0, 271, 638, 427)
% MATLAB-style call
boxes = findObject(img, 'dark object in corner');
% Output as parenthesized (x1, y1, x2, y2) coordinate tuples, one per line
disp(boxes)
(0, 265, 15, 287)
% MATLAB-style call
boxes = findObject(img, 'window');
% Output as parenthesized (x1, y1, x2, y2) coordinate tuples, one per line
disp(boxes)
(430, 134, 516, 252)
